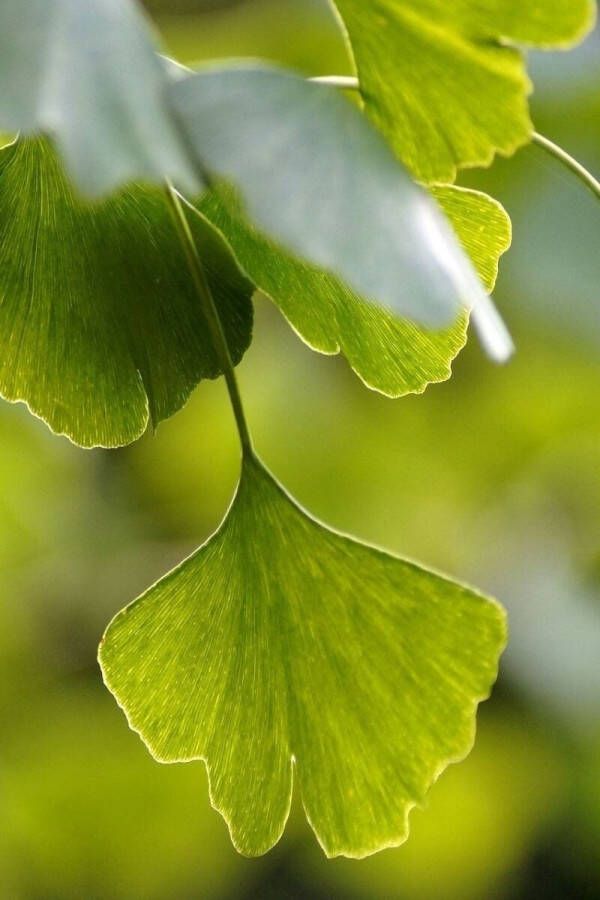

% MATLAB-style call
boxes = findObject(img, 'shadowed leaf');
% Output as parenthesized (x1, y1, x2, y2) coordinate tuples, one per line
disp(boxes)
(171, 63, 492, 330)
(0, 138, 253, 447)
(194, 184, 511, 397)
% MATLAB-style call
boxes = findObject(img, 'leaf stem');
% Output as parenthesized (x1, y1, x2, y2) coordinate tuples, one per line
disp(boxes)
(164, 182, 253, 456)
(531, 132, 600, 203)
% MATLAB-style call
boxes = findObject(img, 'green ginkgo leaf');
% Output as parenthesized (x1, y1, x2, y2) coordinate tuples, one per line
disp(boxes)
(99, 454, 507, 858)
(0, 0, 199, 195)
(0, 138, 253, 448)
(170, 63, 499, 333)
(0, 0, 511, 350)
(194, 184, 511, 397)
(330, 0, 596, 183)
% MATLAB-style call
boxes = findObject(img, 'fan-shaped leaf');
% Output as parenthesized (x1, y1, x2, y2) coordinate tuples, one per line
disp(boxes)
(100, 455, 507, 858)
(194, 184, 511, 397)
(0, 138, 253, 448)
(330, 0, 596, 182)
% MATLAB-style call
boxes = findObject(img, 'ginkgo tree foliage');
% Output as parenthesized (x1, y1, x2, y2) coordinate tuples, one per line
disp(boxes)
(0, 0, 597, 861)
(330, 0, 596, 182)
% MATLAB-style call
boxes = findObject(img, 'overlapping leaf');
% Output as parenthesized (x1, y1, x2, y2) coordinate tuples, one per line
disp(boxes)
(170, 63, 491, 330)
(331, 0, 596, 182)
(0, 2, 501, 337)
(194, 184, 511, 397)
(0, 138, 253, 448)
(0, 0, 199, 195)
(100, 455, 507, 858)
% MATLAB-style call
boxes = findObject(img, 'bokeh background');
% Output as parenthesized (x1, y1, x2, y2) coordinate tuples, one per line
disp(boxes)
(1, 1, 599, 897)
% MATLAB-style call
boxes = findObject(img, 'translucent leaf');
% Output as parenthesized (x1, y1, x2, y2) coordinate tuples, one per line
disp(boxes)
(170, 63, 492, 330)
(330, 0, 596, 183)
(0, 0, 199, 196)
(194, 184, 511, 397)
(0, 138, 253, 448)
(99, 455, 507, 858)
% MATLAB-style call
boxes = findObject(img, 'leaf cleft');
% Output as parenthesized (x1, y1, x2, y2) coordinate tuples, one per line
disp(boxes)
(99, 454, 507, 858)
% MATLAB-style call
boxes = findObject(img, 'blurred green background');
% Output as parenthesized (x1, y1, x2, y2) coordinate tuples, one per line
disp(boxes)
(1, 1, 599, 897)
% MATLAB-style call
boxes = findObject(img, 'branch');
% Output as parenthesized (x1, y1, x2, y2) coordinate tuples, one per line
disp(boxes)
(532, 131, 600, 203)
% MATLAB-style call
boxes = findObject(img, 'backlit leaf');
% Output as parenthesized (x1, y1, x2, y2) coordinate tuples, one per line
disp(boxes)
(100, 454, 507, 858)
(0, 138, 253, 448)
(194, 184, 511, 396)
(330, 0, 596, 182)
(0, 3, 510, 344)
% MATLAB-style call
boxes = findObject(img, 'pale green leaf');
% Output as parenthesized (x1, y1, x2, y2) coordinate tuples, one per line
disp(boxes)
(0, 138, 253, 448)
(194, 184, 511, 396)
(99, 455, 507, 858)
(331, 0, 596, 183)
(0, 0, 199, 195)
(432, 186, 512, 297)
(170, 63, 492, 330)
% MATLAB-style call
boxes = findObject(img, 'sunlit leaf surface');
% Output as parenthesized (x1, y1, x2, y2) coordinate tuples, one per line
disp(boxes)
(100, 455, 507, 858)
(0, 138, 253, 448)
(195, 184, 511, 397)
(331, 0, 596, 182)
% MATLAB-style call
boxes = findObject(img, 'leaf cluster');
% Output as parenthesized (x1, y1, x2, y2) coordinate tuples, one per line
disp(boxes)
(0, 0, 594, 860)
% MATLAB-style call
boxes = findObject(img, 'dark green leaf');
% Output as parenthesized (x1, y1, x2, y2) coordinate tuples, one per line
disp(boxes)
(0, 138, 253, 448)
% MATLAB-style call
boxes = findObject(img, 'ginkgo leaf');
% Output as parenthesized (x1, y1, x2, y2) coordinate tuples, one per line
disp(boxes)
(431, 186, 511, 292)
(194, 184, 511, 397)
(99, 454, 507, 858)
(170, 63, 497, 332)
(0, 0, 199, 195)
(0, 138, 253, 448)
(0, 0, 509, 349)
(330, 0, 596, 183)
